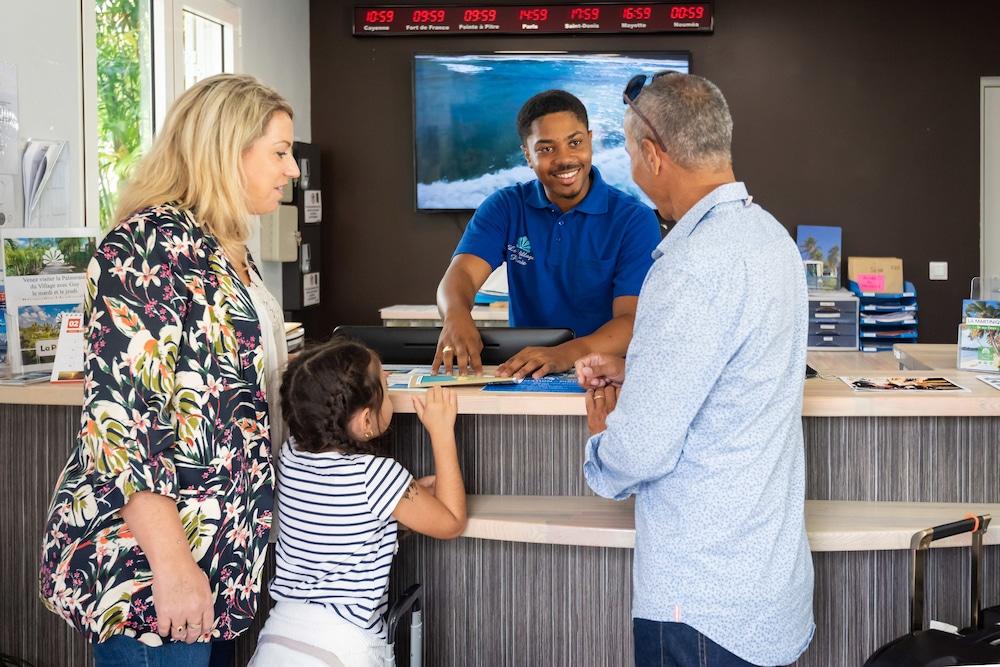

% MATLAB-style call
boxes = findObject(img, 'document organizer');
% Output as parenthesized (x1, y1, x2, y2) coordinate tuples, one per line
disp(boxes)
(849, 281, 919, 352)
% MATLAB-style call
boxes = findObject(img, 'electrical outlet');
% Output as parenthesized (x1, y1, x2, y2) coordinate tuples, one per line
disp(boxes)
(929, 261, 948, 281)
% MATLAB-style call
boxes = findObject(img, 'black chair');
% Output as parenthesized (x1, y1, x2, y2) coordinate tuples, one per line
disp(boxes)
(332, 326, 574, 365)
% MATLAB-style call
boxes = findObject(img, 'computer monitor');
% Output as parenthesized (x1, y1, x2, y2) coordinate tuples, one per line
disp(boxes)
(332, 326, 574, 366)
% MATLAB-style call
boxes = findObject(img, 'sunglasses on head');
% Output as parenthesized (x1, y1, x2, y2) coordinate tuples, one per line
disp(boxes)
(622, 70, 678, 152)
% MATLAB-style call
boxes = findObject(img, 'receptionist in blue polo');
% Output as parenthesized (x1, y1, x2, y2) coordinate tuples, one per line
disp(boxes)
(433, 89, 661, 378)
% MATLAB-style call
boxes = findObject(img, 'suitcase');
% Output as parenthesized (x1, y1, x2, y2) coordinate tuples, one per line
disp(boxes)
(865, 513, 1000, 666)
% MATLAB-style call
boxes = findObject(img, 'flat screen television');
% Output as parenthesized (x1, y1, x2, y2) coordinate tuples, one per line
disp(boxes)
(413, 51, 691, 212)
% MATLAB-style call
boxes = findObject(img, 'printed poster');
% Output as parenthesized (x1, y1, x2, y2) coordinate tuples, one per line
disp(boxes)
(0, 228, 96, 372)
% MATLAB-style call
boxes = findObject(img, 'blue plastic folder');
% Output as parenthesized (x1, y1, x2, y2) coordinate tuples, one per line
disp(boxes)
(482, 374, 586, 394)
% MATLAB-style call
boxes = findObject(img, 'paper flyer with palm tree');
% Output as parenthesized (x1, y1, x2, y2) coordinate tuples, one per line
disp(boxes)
(959, 300, 1000, 372)
(797, 225, 842, 290)
(0, 228, 97, 373)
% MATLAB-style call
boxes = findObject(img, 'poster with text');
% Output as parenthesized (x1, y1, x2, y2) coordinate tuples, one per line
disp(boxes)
(0, 228, 96, 372)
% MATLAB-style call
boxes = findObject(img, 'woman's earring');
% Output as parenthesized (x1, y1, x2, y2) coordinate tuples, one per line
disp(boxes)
(364, 430, 374, 440)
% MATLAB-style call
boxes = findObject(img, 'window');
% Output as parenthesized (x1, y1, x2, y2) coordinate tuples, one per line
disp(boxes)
(94, 0, 154, 230)
(88, 0, 240, 230)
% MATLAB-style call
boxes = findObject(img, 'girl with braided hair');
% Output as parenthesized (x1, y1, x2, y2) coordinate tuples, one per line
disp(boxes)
(250, 338, 466, 666)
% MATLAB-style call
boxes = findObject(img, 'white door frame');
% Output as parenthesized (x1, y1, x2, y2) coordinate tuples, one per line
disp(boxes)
(982, 76, 1000, 299)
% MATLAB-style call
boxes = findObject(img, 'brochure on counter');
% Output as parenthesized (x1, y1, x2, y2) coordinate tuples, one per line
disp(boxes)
(839, 376, 968, 392)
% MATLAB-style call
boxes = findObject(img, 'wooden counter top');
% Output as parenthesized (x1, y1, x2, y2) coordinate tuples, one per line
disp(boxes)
(6, 344, 1000, 417)
(463, 495, 1000, 552)
(0, 381, 86, 407)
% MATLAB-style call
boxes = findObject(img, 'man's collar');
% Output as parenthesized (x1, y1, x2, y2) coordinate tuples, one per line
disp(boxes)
(652, 181, 749, 257)
(526, 166, 609, 215)
(671, 181, 749, 237)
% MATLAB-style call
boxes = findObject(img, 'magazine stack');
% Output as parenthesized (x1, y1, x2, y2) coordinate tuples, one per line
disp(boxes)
(848, 280, 918, 352)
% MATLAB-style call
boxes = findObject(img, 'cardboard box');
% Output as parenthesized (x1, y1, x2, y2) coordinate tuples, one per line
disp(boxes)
(847, 257, 904, 294)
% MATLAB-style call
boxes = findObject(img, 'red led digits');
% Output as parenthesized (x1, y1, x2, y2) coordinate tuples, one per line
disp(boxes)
(621, 6, 652, 20)
(670, 6, 706, 20)
(464, 8, 497, 22)
(519, 8, 549, 21)
(365, 9, 394, 23)
(411, 9, 446, 23)
(569, 7, 600, 21)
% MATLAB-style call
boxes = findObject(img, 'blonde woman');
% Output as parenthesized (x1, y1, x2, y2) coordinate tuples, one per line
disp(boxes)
(39, 74, 299, 667)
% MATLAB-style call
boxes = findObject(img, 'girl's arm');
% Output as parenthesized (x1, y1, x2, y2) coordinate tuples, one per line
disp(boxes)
(392, 387, 467, 539)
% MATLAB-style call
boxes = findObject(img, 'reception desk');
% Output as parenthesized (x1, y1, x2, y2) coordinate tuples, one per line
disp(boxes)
(3, 345, 999, 666)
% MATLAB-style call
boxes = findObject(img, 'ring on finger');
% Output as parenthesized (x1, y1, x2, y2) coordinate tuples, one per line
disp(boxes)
(188, 623, 202, 630)
(594, 393, 605, 399)
(442, 345, 454, 353)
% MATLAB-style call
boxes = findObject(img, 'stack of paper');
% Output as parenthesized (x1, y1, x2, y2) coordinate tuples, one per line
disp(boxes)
(21, 139, 65, 226)
(285, 321, 304, 353)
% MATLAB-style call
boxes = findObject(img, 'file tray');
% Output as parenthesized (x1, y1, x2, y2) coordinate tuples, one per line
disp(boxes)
(859, 329, 918, 340)
(860, 302, 917, 313)
(848, 280, 917, 299)
(860, 315, 919, 327)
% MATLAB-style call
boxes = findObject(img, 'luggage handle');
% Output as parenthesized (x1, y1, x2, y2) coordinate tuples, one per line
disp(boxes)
(909, 514, 991, 633)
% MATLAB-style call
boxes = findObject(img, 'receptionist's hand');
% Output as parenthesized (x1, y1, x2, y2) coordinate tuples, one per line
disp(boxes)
(433, 315, 483, 375)
(585, 385, 619, 435)
(497, 345, 577, 380)
(575, 353, 626, 389)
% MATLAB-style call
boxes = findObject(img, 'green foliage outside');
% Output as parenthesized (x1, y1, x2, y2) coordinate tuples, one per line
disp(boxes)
(96, 0, 148, 231)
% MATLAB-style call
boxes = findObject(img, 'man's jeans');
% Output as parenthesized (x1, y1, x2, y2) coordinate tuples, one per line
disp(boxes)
(634, 619, 764, 667)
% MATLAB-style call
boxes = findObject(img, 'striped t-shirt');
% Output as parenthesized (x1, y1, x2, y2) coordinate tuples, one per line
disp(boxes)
(269, 440, 414, 639)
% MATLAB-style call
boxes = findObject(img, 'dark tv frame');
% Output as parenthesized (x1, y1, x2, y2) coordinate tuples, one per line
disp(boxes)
(411, 49, 693, 213)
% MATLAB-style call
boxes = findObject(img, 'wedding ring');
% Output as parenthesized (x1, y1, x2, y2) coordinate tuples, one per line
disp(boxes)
(594, 393, 605, 400)
(188, 623, 202, 630)
(442, 345, 454, 353)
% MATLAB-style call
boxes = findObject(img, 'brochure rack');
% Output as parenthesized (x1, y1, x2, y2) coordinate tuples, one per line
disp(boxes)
(848, 280, 918, 352)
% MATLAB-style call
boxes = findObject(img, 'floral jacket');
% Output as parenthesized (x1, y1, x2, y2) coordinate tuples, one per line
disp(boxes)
(39, 204, 274, 646)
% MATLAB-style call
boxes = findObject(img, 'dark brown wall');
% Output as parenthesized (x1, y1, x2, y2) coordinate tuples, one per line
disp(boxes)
(307, 0, 1000, 343)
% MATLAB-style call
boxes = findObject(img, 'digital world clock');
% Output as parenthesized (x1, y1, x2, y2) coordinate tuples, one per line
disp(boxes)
(353, 3, 714, 36)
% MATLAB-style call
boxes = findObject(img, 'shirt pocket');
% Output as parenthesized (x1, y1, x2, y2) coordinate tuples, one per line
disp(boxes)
(571, 257, 616, 312)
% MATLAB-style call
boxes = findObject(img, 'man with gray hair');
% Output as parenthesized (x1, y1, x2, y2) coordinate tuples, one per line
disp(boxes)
(575, 72, 815, 666)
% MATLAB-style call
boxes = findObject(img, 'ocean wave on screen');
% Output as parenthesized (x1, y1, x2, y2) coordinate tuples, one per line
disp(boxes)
(417, 146, 653, 210)
(418, 164, 536, 209)
(443, 64, 493, 75)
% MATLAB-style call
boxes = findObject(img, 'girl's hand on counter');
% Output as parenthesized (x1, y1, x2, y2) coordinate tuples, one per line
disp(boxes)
(575, 353, 626, 388)
(412, 386, 458, 441)
(585, 385, 619, 435)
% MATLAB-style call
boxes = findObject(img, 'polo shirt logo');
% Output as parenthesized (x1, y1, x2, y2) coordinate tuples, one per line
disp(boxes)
(507, 235, 535, 266)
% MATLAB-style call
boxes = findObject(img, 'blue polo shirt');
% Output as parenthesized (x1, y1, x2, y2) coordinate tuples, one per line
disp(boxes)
(454, 167, 661, 337)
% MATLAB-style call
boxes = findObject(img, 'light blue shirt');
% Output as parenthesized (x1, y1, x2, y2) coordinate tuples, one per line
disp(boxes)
(584, 182, 815, 665)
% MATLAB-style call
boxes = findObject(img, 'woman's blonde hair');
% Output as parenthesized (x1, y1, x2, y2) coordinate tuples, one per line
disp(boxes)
(114, 73, 294, 259)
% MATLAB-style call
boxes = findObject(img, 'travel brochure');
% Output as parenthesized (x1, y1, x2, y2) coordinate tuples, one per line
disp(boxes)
(0, 228, 96, 373)
(840, 376, 967, 392)
(797, 225, 841, 290)
(958, 300, 1000, 373)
